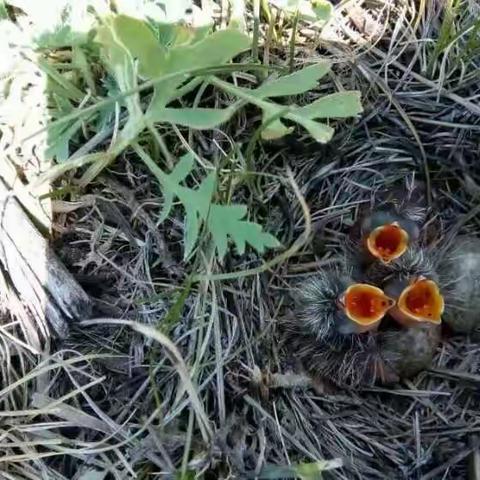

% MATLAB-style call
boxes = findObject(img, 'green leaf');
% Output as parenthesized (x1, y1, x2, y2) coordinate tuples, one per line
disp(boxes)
(163, 170, 216, 258)
(46, 119, 84, 162)
(269, 0, 333, 21)
(184, 209, 200, 258)
(293, 117, 334, 143)
(149, 106, 239, 129)
(96, 16, 143, 118)
(77, 469, 108, 480)
(248, 459, 342, 479)
(0, 1, 7, 19)
(158, 152, 195, 222)
(208, 204, 280, 258)
(9, 0, 95, 48)
(261, 117, 294, 140)
(298, 91, 363, 119)
(160, 278, 193, 333)
(98, 15, 250, 113)
(46, 93, 90, 162)
(254, 62, 331, 98)
(110, 18, 250, 80)
(100, 15, 167, 80)
(151, 27, 251, 107)
(209, 76, 352, 144)
(136, 145, 279, 260)
(261, 106, 294, 140)
(156, 21, 213, 47)
(184, 172, 216, 219)
(312, 0, 333, 21)
(208, 204, 246, 258)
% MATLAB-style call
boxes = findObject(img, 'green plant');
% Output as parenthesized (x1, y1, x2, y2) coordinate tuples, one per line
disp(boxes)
(267, 0, 333, 71)
(40, 12, 362, 260)
(427, 0, 480, 77)
(268, 0, 333, 23)
(248, 459, 343, 479)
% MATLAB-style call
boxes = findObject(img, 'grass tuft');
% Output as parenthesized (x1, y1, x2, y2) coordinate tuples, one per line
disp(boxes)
(0, 0, 479, 478)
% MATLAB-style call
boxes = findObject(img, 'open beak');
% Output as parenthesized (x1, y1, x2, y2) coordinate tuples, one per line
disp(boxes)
(338, 284, 395, 333)
(390, 278, 444, 327)
(366, 222, 409, 263)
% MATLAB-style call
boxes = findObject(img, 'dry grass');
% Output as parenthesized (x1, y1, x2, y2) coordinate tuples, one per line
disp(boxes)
(1, 0, 480, 479)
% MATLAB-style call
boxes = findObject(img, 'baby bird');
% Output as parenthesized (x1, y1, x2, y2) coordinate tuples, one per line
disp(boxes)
(384, 277, 444, 327)
(439, 236, 480, 334)
(372, 248, 445, 329)
(291, 268, 394, 341)
(378, 325, 441, 380)
(285, 267, 395, 387)
(349, 180, 428, 265)
(366, 247, 443, 379)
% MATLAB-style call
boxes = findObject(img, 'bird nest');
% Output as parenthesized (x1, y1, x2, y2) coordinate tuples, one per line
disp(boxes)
(1, 1, 480, 479)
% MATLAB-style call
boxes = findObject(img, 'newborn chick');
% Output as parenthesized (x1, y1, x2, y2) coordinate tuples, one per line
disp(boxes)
(366, 247, 443, 379)
(439, 236, 480, 334)
(349, 180, 428, 265)
(285, 267, 394, 387)
(378, 325, 441, 380)
(366, 246, 444, 327)
(292, 268, 394, 341)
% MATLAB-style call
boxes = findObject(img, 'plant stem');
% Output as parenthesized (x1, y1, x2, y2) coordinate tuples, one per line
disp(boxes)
(263, 6, 276, 71)
(252, 0, 260, 62)
(147, 122, 175, 170)
(288, 10, 299, 73)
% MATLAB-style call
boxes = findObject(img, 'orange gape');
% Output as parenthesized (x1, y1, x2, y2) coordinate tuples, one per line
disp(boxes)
(342, 284, 395, 330)
(366, 223, 409, 263)
(396, 279, 444, 325)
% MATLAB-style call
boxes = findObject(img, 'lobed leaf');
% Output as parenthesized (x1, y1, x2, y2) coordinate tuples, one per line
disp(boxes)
(101, 14, 167, 79)
(261, 117, 294, 140)
(292, 116, 334, 142)
(158, 152, 195, 223)
(100, 15, 251, 114)
(253, 62, 331, 98)
(208, 204, 280, 259)
(210, 75, 357, 144)
(151, 27, 251, 108)
(260, 106, 294, 140)
(165, 28, 251, 74)
(298, 91, 363, 119)
(178, 173, 216, 258)
(149, 106, 239, 129)
(96, 16, 143, 118)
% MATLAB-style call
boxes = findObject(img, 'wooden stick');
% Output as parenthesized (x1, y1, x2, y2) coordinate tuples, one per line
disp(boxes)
(0, 178, 91, 338)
